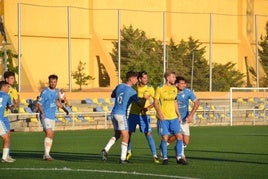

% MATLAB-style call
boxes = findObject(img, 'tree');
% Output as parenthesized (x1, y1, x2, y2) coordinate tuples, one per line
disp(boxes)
(0, 48, 19, 87)
(110, 25, 163, 87)
(258, 21, 268, 86)
(72, 61, 95, 91)
(212, 62, 245, 91)
(111, 26, 245, 91)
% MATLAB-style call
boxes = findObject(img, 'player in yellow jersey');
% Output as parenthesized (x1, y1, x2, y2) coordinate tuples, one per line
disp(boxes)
(154, 71, 185, 165)
(4, 71, 19, 113)
(127, 71, 160, 163)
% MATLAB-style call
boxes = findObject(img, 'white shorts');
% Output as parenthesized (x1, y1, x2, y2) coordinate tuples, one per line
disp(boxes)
(41, 118, 55, 131)
(181, 122, 190, 136)
(112, 114, 128, 131)
(0, 118, 9, 136)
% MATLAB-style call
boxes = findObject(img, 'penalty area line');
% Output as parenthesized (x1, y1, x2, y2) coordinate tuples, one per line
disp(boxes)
(0, 167, 199, 179)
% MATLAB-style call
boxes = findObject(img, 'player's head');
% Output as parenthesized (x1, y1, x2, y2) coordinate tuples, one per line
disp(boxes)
(126, 70, 138, 85)
(4, 71, 16, 86)
(138, 70, 148, 85)
(175, 76, 187, 91)
(0, 80, 10, 93)
(164, 71, 176, 85)
(48, 74, 58, 90)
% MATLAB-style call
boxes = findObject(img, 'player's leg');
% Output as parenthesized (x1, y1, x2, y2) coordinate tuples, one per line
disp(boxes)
(120, 129, 129, 164)
(167, 135, 176, 145)
(102, 115, 120, 160)
(181, 122, 190, 160)
(43, 119, 55, 160)
(126, 114, 139, 160)
(170, 119, 187, 165)
(1, 119, 15, 163)
(141, 115, 159, 163)
(157, 120, 169, 165)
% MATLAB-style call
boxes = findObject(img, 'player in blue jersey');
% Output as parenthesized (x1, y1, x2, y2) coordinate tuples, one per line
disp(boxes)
(154, 71, 183, 165)
(126, 71, 159, 163)
(0, 80, 16, 163)
(101, 70, 146, 164)
(168, 76, 199, 164)
(37, 74, 68, 161)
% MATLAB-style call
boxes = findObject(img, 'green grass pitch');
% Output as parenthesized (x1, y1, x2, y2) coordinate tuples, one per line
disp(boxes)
(0, 126, 268, 178)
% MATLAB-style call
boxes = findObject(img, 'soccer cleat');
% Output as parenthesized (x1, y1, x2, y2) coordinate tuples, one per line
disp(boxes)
(1, 157, 16, 163)
(153, 157, 160, 164)
(101, 149, 108, 161)
(119, 159, 130, 164)
(7, 156, 16, 162)
(126, 152, 132, 161)
(162, 159, 168, 165)
(177, 158, 188, 165)
(43, 155, 54, 161)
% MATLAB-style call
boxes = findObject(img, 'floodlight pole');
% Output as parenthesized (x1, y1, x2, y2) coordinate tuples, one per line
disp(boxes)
(191, 51, 195, 91)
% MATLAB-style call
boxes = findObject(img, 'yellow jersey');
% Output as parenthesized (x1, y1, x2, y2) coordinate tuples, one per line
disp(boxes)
(129, 84, 155, 115)
(4, 87, 18, 116)
(154, 84, 177, 120)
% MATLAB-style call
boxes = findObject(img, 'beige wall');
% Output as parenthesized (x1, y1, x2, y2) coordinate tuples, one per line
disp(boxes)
(1, 0, 268, 92)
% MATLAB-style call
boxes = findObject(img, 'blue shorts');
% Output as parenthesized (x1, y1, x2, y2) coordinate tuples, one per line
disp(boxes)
(128, 114, 152, 133)
(0, 117, 10, 136)
(157, 118, 182, 136)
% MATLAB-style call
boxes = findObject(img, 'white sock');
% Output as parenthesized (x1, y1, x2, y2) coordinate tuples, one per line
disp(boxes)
(121, 142, 128, 161)
(104, 137, 116, 152)
(2, 148, 9, 159)
(44, 137, 53, 156)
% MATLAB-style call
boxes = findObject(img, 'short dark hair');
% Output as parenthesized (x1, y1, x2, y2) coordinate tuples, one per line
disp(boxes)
(175, 76, 186, 83)
(3, 71, 15, 79)
(126, 70, 138, 80)
(138, 70, 147, 78)
(48, 74, 58, 80)
(0, 80, 9, 89)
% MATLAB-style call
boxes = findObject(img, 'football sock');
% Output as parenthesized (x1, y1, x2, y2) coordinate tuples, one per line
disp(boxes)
(44, 137, 53, 156)
(146, 135, 157, 156)
(2, 148, 9, 159)
(176, 139, 183, 159)
(104, 137, 116, 152)
(121, 142, 128, 161)
(160, 140, 168, 159)
(127, 140, 132, 153)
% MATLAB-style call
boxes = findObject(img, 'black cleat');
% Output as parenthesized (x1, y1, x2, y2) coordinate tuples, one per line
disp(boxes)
(101, 149, 108, 161)
(177, 158, 188, 165)
(162, 159, 168, 165)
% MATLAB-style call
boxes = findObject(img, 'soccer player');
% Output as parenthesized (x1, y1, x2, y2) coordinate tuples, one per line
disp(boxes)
(4, 71, 19, 160)
(101, 70, 146, 164)
(0, 80, 16, 163)
(37, 74, 68, 161)
(167, 76, 199, 164)
(4, 71, 19, 113)
(127, 70, 160, 163)
(154, 71, 184, 165)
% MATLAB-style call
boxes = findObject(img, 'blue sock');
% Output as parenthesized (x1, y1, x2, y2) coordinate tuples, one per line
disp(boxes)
(146, 135, 157, 156)
(161, 140, 168, 159)
(176, 139, 183, 157)
(127, 140, 132, 153)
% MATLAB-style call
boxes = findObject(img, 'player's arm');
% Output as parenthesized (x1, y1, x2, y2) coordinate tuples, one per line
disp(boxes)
(175, 100, 182, 122)
(37, 103, 44, 119)
(153, 98, 164, 120)
(187, 98, 199, 122)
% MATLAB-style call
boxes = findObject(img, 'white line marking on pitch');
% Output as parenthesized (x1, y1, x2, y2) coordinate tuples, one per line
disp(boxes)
(0, 167, 199, 179)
